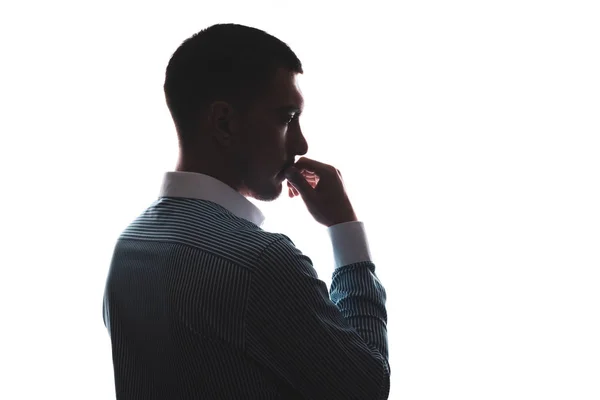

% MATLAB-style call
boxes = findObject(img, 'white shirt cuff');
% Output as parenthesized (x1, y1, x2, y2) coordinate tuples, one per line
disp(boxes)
(327, 221, 373, 269)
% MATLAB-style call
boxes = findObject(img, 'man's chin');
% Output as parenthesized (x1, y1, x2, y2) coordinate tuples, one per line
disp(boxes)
(246, 180, 283, 202)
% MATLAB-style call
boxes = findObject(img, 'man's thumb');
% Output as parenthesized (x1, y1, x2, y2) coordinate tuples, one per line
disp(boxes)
(284, 167, 312, 195)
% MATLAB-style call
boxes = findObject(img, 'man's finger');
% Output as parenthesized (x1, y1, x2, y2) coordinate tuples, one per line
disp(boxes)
(293, 157, 335, 176)
(284, 166, 313, 197)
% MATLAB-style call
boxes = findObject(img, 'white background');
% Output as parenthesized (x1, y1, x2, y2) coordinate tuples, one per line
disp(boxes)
(1, 1, 599, 399)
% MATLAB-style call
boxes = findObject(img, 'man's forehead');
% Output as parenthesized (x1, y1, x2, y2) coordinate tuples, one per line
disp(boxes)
(266, 68, 304, 112)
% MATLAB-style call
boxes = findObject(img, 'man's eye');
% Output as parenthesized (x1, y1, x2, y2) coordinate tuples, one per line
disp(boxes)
(286, 115, 297, 124)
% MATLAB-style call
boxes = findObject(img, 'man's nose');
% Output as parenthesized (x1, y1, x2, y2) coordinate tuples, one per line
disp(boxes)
(296, 131, 308, 156)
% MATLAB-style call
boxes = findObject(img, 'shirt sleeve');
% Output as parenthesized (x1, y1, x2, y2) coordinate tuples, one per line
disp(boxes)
(245, 233, 390, 400)
(327, 221, 373, 268)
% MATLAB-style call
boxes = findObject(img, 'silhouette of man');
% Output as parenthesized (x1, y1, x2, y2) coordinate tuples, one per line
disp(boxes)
(103, 23, 390, 399)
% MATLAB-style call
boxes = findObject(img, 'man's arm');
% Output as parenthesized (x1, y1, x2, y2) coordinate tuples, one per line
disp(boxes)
(245, 224, 390, 399)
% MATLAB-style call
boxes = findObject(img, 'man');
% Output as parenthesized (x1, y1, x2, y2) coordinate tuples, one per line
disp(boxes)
(103, 23, 390, 399)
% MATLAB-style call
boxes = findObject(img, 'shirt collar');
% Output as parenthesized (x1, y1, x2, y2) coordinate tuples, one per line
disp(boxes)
(158, 171, 265, 227)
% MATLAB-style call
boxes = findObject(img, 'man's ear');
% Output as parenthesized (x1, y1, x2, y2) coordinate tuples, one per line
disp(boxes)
(208, 101, 234, 146)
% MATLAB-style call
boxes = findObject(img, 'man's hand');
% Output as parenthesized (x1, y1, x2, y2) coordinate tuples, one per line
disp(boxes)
(284, 157, 358, 227)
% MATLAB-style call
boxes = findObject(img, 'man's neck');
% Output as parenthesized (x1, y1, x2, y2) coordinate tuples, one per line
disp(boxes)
(175, 154, 243, 195)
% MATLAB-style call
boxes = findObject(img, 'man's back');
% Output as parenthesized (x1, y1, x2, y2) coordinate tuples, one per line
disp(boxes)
(103, 183, 389, 399)
(104, 197, 304, 398)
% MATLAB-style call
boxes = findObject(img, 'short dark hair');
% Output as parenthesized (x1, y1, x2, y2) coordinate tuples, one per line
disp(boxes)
(164, 23, 303, 138)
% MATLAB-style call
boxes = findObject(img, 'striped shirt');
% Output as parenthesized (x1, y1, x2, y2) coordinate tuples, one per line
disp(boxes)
(103, 171, 390, 399)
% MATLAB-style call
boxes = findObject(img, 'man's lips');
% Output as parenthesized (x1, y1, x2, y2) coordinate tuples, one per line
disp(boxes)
(280, 163, 295, 177)
(277, 170, 288, 180)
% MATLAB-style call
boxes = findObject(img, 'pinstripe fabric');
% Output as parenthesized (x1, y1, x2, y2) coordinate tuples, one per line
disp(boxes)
(103, 195, 390, 399)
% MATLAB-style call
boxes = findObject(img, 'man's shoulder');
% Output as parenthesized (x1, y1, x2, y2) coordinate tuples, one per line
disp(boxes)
(117, 197, 295, 268)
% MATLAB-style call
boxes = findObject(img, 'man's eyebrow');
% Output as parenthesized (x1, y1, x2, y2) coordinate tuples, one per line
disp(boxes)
(276, 106, 303, 114)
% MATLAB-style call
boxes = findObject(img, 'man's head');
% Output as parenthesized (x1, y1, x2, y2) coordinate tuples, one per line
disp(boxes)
(164, 23, 308, 201)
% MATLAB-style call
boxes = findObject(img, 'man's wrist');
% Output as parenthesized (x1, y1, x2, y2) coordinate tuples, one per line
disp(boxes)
(327, 214, 358, 228)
